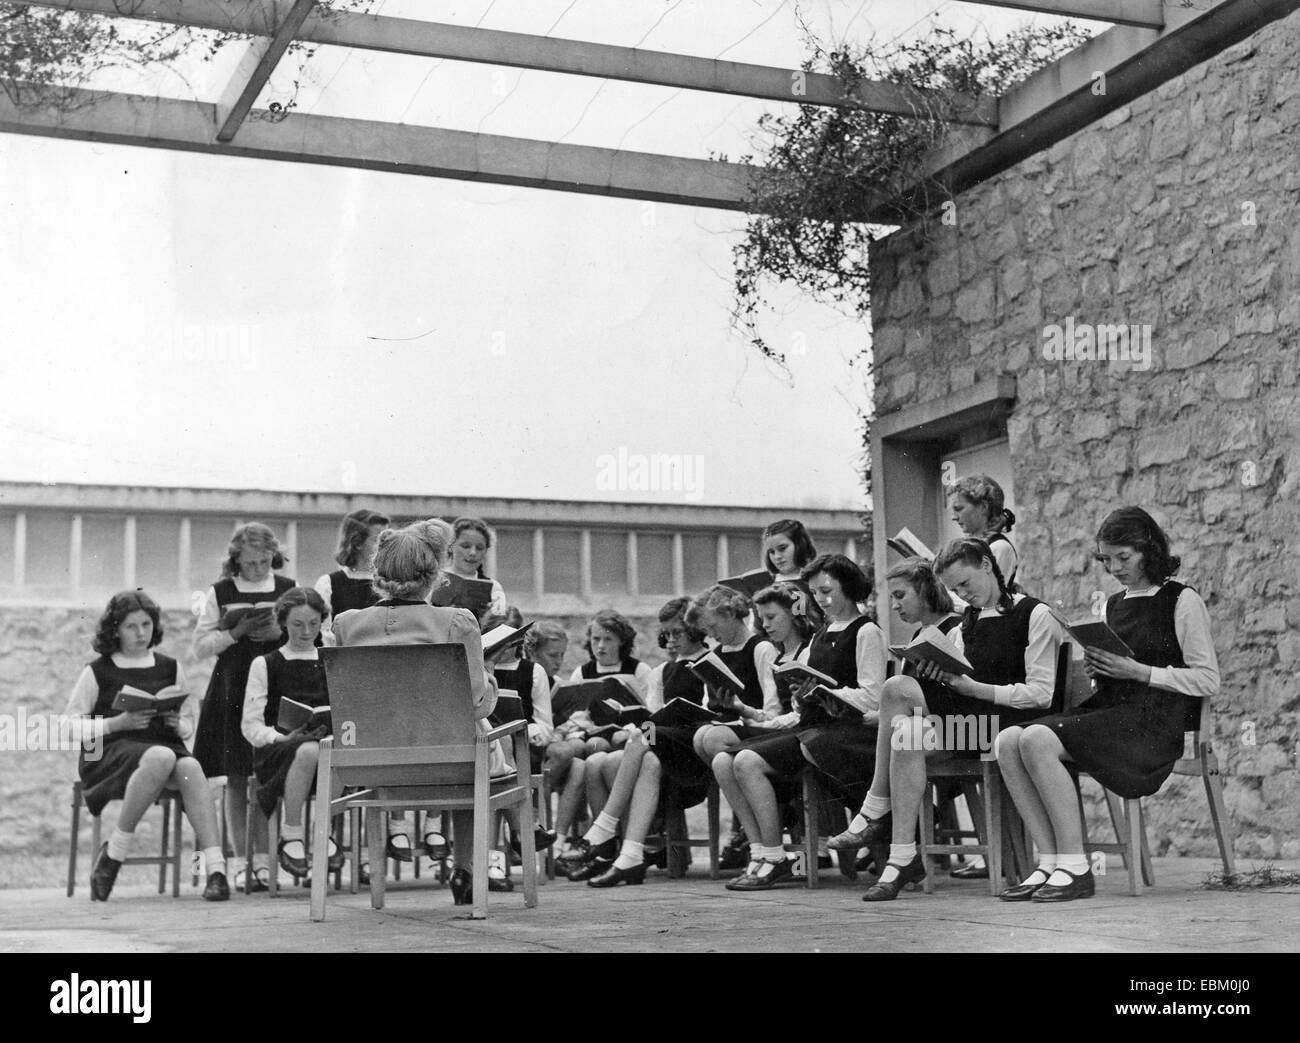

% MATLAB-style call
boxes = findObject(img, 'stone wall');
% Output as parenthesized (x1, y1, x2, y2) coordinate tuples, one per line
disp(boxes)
(0, 605, 667, 859)
(870, 26, 1300, 858)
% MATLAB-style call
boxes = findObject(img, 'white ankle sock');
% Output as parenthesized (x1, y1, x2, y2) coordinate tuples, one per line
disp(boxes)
(863, 793, 892, 819)
(252, 852, 270, 871)
(878, 842, 917, 883)
(760, 845, 787, 862)
(202, 846, 226, 876)
(613, 840, 644, 870)
(585, 812, 620, 846)
(1057, 853, 1089, 875)
(281, 823, 304, 842)
(106, 828, 133, 862)
(1038, 852, 1058, 873)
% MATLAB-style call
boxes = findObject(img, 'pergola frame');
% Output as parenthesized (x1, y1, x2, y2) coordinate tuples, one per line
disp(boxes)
(3, 0, 1298, 214)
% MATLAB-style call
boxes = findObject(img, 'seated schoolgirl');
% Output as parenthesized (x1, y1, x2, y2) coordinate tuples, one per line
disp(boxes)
(332, 520, 501, 906)
(65, 591, 229, 901)
(708, 582, 826, 890)
(315, 508, 390, 638)
(950, 474, 1020, 590)
(551, 611, 651, 863)
(839, 537, 1062, 901)
(241, 587, 345, 880)
(447, 517, 509, 622)
(560, 598, 711, 885)
(995, 508, 1219, 902)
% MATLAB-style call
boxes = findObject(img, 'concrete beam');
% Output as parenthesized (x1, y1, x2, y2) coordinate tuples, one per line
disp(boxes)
(214, 0, 317, 143)
(962, 1, 1165, 29)
(0, 82, 759, 210)
(7, 0, 998, 125)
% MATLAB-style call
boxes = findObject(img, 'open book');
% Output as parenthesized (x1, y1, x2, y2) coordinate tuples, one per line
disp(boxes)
(772, 661, 839, 689)
(488, 692, 527, 727)
(648, 698, 723, 728)
(216, 601, 276, 630)
(889, 624, 974, 676)
(430, 572, 495, 619)
(276, 697, 332, 734)
(886, 527, 935, 561)
(685, 651, 747, 699)
(112, 685, 189, 714)
(1066, 619, 1133, 658)
(718, 568, 775, 599)
(589, 699, 653, 729)
(482, 621, 534, 660)
(550, 675, 639, 724)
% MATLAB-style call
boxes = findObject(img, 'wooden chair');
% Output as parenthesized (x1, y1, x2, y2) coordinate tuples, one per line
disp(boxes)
(915, 646, 1071, 895)
(1061, 653, 1236, 894)
(664, 777, 720, 879)
(67, 780, 184, 897)
(795, 769, 858, 888)
(310, 643, 537, 921)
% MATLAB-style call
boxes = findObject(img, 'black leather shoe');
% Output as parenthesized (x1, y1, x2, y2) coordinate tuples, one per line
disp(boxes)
(203, 871, 231, 901)
(952, 861, 989, 880)
(829, 814, 892, 850)
(277, 838, 309, 879)
(559, 836, 617, 867)
(90, 844, 122, 901)
(728, 857, 797, 891)
(1031, 867, 1095, 902)
(567, 857, 614, 882)
(326, 839, 346, 874)
(861, 855, 926, 902)
(588, 861, 647, 887)
(386, 834, 414, 862)
(509, 826, 558, 857)
(422, 832, 450, 860)
(718, 836, 750, 871)
(488, 872, 514, 893)
(450, 866, 472, 905)
(999, 870, 1050, 902)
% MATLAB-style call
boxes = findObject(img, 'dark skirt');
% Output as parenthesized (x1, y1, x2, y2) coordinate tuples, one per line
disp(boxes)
(194, 638, 277, 779)
(799, 717, 879, 810)
(251, 735, 317, 816)
(649, 724, 711, 809)
(80, 735, 193, 816)
(1029, 692, 1187, 799)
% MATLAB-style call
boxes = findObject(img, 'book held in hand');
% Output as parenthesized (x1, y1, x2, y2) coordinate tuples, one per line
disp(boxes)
(772, 661, 839, 689)
(488, 692, 527, 727)
(648, 698, 722, 728)
(590, 698, 653, 728)
(482, 621, 534, 660)
(685, 651, 748, 699)
(550, 676, 639, 724)
(430, 572, 495, 619)
(276, 698, 332, 734)
(1066, 619, 1134, 658)
(112, 685, 189, 714)
(886, 527, 936, 561)
(216, 602, 276, 630)
(888, 624, 974, 676)
(718, 568, 775, 599)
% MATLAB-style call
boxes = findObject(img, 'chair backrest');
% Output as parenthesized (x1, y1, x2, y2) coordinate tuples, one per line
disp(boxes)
(319, 644, 478, 788)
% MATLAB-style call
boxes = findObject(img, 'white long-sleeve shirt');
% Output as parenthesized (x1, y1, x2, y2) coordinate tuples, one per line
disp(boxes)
(1104, 584, 1220, 698)
(950, 596, 1062, 710)
(240, 646, 322, 749)
(192, 574, 280, 660)
(820, 619, 888, 723)
(63, 653, 198, 746)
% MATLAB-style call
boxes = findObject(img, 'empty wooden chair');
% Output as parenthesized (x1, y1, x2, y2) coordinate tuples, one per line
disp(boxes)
(310, 643, 537, 921)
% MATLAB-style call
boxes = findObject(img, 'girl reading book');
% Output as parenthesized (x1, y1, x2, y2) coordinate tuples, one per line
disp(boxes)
(761, 518, 818, 581)
(994, 508, 1218, 902)
(192, 521, 295, 892)
(950, 475, 1020, 591)
(332, 520, 502, 906)
(561, 598, 712, 885)
(844, 538, 1061, 902)
(708, 582, 824, 890)
(241, 586, 344, 880)
(315, 508, 389, 636)
(66, 591, 229, 901)
(446, 517, 508, 622)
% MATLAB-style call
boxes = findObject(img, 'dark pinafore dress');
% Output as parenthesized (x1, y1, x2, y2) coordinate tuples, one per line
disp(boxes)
(193, 575, 295, 780)
(79, 654, 192, 816)
(250, 650, 330, 815)
(643, 659, 712, 809)
(498, 657, 545, 773)
(708, 635, 778, 743)
(326, 569, 380, 618)
(788, 617, 880, 809)
(921, 596, 1051, 760)
(1032, 582, 1198, 798)
(580, 656, 643, 681)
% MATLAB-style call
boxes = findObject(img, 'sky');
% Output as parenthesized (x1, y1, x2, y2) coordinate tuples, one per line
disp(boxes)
(0, 1, 1084, 510)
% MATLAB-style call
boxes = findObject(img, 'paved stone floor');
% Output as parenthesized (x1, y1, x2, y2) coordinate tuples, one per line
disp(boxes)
(2, 857, 1297, 953)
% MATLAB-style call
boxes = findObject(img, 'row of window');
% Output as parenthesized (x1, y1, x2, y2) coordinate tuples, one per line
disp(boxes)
(0, 511, 856, 604)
